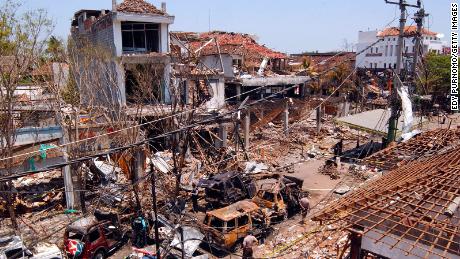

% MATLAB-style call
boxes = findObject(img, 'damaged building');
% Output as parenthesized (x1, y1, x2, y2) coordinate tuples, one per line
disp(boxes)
(71, 0, 174, 107)
(171, 31, 310, 102)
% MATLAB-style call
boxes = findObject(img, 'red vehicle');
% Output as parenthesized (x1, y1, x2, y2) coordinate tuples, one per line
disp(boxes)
(64, 216, 127, 259)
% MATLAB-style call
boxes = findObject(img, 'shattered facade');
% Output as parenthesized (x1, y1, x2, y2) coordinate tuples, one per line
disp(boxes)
(71, 0, 175, 107)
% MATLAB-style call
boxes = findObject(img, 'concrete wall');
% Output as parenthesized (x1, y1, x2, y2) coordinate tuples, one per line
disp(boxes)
(199, 54, 234, 78)
(113, 19, 123, 57)
(205, 77, 226, 111)
(160, 23, 169, 53)
(75, 12, 174, 107)
(90, 15, 116, 55)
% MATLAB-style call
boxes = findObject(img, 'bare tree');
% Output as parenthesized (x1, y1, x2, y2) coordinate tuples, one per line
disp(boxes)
(0, 1, 53, 230)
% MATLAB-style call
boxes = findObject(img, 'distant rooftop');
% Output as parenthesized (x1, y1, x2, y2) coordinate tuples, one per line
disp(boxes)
(378, 25, 438, 37)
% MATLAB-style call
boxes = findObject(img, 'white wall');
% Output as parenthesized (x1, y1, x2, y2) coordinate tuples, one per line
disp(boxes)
(113, 20, 123, 57)
(356, 31, 378, 68)
(205, 77, 226, 111)
(356, 30, 444, 69)
(160, 23, 169, 53)
(110, 13, 174, 105)
(199, 54, 234, 78)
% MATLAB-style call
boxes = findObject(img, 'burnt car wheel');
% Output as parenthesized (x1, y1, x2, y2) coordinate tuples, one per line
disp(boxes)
(93, 250, 106, 259)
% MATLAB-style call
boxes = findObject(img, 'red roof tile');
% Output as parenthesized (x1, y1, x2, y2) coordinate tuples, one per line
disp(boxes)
(116, 0, 166, 15)
(378, 26, 437, 37)
(188, 31, 287, 61)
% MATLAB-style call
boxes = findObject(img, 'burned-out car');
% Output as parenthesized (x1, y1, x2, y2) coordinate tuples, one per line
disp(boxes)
(252, 175, 304, 221)
(198, 172, 256, 208)
(0, 236, 62, 259)
(198, 200, 271, 251)
(64, 212, 128, 259)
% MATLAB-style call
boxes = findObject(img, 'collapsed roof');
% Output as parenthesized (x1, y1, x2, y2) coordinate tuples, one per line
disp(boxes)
(177, 31, 287, 60)
(313, 139, 460, 258)
(116, 0, 167, 15)
(363, 128, 460, 170)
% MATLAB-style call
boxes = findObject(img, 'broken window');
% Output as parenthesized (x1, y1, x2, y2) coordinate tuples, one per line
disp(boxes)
(237, 215, 249, 227)
(232, 58, 242, 67)
(210, 217, 225, 232)
(5, 248, 29, 259)
(88, 229, 101, 242)
(231, 177, 243, 190)
(68, 231, 84, 241)
(226, 218, 236, 232)
(122, 22, 160, 53)
(261, 191, 275, 202)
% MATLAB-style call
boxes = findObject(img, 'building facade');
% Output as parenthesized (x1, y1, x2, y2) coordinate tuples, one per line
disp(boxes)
(71, 0, 175, 107)
(356, 26, 444, 71)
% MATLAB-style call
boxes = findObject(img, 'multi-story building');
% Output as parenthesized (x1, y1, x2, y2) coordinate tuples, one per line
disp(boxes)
(171, 31, 310, 101)
(356, 26, 443, 71)
(71, 0, 174, 107)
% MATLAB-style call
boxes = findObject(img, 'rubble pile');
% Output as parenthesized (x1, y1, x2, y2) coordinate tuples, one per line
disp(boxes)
(116, 0, 166, 15)
(318, 162, 339, 179)
(348, 164, 368, 180)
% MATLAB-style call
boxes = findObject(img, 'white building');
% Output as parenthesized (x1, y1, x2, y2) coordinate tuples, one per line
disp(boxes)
(356, 26, 443, 70)
(71, 0, 175, 106)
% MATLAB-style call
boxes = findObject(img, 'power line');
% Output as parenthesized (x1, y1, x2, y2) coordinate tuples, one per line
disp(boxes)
(0, 43, 360, 165)
(0, 46, 367, 171)
(0, 83, 307, 182)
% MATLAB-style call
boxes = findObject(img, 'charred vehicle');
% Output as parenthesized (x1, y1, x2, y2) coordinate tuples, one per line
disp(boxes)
(198, 200, 271, 251)
(0, 236, 62, 259)
(252, 175, 304, 221)
(199, 172, 256, 208)
(64, 211, 128, 259)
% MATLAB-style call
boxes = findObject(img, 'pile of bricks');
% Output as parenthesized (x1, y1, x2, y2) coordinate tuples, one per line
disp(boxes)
(117, 0, 166, 15)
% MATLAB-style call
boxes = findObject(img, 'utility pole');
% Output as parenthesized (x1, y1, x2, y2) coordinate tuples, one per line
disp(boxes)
(412, 8, 428, 79)
(385, 0, 421, 143)
(150, 163, 161, 259)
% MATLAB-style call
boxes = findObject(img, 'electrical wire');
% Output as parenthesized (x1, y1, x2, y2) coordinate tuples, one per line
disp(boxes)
(0, 46, 374, 183)
(0, 44, 348, 165)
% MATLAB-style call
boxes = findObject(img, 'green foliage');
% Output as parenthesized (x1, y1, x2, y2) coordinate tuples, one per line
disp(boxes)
(302, 57, 310, 69)
(46, 36, 65, 62)
(325, 62, 353, 90)
(0, 2, 17, 55)
(419, 52, 451, 95)
(0, 0, 53, 79)
(61, 67, 80, 105)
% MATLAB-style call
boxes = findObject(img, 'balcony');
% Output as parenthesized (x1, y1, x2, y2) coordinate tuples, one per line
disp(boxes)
(365, 53, 383, 57)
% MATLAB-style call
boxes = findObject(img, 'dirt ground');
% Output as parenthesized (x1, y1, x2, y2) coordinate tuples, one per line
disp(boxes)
(5, 110, 457, 259)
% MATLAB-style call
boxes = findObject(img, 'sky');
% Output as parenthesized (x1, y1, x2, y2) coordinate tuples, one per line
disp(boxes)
(9, 0, 453, 54)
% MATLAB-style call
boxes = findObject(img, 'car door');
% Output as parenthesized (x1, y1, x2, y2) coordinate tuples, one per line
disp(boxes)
(235, 214, 250, 240)
(101, 223, 118, 249)
(86, 227, 107, 257)
(224, 218, 238, 248)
